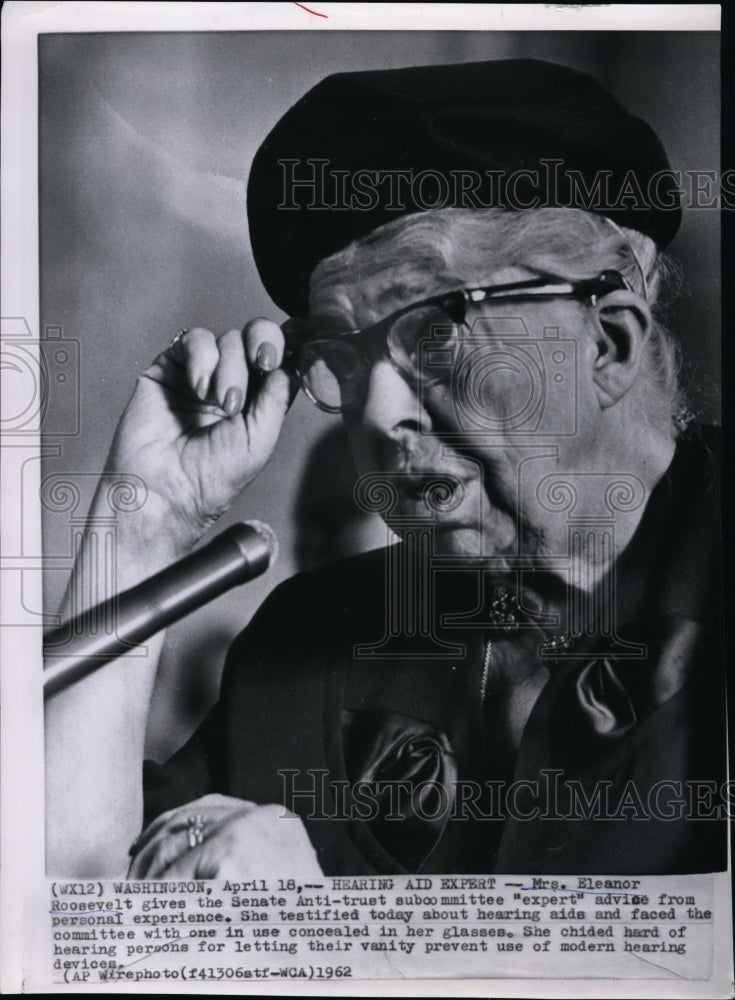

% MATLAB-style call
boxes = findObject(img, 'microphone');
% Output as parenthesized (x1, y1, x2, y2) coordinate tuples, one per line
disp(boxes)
(43, 521, 278, 698)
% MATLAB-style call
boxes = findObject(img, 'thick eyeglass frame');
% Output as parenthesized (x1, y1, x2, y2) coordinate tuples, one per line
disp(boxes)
(285, 269, 633, 414)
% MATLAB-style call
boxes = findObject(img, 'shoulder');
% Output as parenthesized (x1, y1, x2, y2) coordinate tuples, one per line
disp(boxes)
(669, 421, 720, 488)
(230, 544, 394, 646)
(269, 544, 391, 608)
(644, 422, 722, 622)
(668, 422, 721, 533)
(650, 422, 720, 528)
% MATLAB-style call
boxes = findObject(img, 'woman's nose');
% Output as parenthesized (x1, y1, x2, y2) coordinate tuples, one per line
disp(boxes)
(358, 359, 431, 438)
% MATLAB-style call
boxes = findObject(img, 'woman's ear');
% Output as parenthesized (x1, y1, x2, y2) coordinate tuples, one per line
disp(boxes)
(591, 290, 652, 408)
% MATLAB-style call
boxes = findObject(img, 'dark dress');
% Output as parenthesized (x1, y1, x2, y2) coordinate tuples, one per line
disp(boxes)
(143, 425, 726, 875)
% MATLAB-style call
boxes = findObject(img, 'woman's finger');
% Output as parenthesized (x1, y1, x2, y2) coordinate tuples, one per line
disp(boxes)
(127, 803, 188, 859)
(128, 823, 193, 878)
(243, 317, 285, 373)
(173, 326, 220, 401)
(212, 328, 248, 416)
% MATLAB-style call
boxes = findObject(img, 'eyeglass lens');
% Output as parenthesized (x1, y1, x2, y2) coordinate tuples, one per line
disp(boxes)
(297, 299, 462, 412)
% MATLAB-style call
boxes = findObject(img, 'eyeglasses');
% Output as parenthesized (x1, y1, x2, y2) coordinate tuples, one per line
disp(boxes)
(284, 269, 632, 414)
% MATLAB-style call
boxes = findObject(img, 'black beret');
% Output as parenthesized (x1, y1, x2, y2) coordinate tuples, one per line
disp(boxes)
(247, 58, 681, 316)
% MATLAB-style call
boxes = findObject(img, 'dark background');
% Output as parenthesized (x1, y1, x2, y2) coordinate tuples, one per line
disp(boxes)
(39, 30, 720, 758)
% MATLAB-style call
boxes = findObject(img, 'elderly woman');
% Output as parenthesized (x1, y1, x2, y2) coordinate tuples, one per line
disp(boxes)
(46, 59, 725, 878)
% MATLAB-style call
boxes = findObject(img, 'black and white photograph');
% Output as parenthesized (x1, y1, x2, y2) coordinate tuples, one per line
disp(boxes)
(1, 2, 731, 994)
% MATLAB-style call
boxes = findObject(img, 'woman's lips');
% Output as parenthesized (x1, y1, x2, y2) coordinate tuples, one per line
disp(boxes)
(389, 470, 478, 525)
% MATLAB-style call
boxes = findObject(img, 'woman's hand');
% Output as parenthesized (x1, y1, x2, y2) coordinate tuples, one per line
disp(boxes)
(106, 320, 295, 557)
(127, 794, 322, 878)
(46, 322, 303, 878)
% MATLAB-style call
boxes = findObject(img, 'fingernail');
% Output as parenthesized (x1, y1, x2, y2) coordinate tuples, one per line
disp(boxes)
(256, 342, 278, 372)
(223, 386, 243, 416)
(195, 376, 208, 400)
